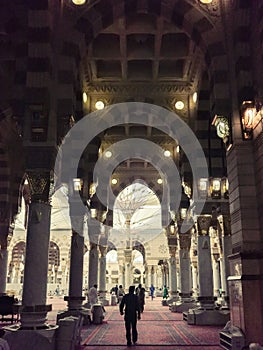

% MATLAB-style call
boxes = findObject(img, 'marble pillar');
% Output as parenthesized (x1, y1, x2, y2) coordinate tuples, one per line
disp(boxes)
(218, 215, 231, 308)
(0, 248, 8, 295)
(98, 246, 108, 305)
(186, 216, 230, 325)
(168, 247, 178, 303)
(212, 256, 221, 298)
(174, 230, 197, 312)
(88, 218, 100, 289)
(144, 266, 148, 289)
(191, 262, 198, 298)
(88, 243, 99, 288)
(21, 202, 52, 328)
(124, 249, 132, 290)
(64, 232, 85, 311)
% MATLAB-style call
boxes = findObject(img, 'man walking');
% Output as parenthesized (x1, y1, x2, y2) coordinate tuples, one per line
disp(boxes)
(120, 285, 141, 347)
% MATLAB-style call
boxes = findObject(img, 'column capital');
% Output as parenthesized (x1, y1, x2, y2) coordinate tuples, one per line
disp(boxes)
(99, 245, 107, 257)
(197, 215, 212, 235)
(168, 245, 177, 257)
(178, 231, 191, 250)
(27, 170, 52, 203)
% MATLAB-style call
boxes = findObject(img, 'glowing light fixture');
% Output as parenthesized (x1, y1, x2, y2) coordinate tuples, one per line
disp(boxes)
(176, 145, 180, 153)
(73, 178, 83, 191)
(95, 100, 105, 110)
(199, 0, 212, 3)
(82, 92, 88, 103)
(105, 151, 112, 158)
(175, 101, 184, 110)
(72, 0, 86, 5)
(111, 178, 118, 185)
(157, 178, 163, 184)
(240, 101, 256, 140)
(164, 150, 171, 157)
(193, 92, 198, 103)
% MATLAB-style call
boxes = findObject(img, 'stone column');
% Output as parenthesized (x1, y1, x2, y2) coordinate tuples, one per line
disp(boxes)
(218, 215, 231, 308)
(174, 229, 197, 312)
(186, 215, 230, 325)
(64, 232, 85, 311)
(144, 265, 148, 289)
(88, 218, 100, 288)
(98, 246, 108, 305)
(124, 249, 132, 291)
(119, 265, 125, 287)
(191, 262, 198, 298)
(212, 255, 221, 298)
(168, 246, 178, 303)
(0, 248, 8, 295)
(197, 216, 215, 308)
(88, 243, 99, 288)
(16, 171, 53, 329)
(21, 201, 52, 328)
(152, 265, 158, 288)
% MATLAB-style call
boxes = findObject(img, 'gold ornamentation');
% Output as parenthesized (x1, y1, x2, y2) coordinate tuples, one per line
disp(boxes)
(197, 215, 211, 235)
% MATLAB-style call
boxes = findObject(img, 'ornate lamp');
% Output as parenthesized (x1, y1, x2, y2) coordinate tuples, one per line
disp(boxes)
(240, 101, 256, 139)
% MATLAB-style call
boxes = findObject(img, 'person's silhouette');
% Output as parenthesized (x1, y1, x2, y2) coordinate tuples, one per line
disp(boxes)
(120, 285, 141, 346)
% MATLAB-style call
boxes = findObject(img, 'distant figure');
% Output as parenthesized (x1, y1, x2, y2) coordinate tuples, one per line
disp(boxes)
(112, 284, 118, 296)
(88, 284, 98, 306)
(120, 285, 141, 347)
(55, 285, 60, 296)
(163, 285, 169, 299)
(117, 285, 125, 304)
(136, 283, 145, 313)
(149, 284, 155, 300)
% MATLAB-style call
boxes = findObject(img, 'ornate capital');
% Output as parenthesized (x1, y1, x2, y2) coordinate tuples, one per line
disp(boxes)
(99, 245, 107, 257)
(168, 245, 177, 257)
(178, 232, 191, 250)
(27, 170, 51, 203)
(197, 215, 212, 235)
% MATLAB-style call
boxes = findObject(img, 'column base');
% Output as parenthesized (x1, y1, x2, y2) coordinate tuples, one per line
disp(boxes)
(186, 307, 230, 326)
(64, 296, 85, 310)
(4, 323, 58, 350)
(167, 293, 179, 306)
(219, 322, 245, 350)
(19, 304, 52, 329)
(98, 291, 109, 306)
(198, 296, 217, 310)
(171, 299, 198, 313)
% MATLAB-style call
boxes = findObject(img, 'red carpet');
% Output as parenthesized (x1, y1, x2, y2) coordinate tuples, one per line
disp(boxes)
(81, 298, 222, 350)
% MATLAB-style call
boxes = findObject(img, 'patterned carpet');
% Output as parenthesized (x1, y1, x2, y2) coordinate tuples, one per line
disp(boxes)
(81, 300, 222, 349)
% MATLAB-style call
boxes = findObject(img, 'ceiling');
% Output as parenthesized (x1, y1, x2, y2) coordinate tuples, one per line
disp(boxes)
(85, 14, 200, 84)
(81, 11, 204, 199)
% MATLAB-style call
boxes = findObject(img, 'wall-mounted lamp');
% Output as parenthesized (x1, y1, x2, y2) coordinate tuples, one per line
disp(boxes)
(198, 178, 208, 198)
(210, 178, 221, 199)
(179, 190, 190, 220)
(73, 178, 83, 191)
(240, 101, 258, 140)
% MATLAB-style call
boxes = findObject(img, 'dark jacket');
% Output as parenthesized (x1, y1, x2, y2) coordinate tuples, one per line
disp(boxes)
(120, 292, 141, 321)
